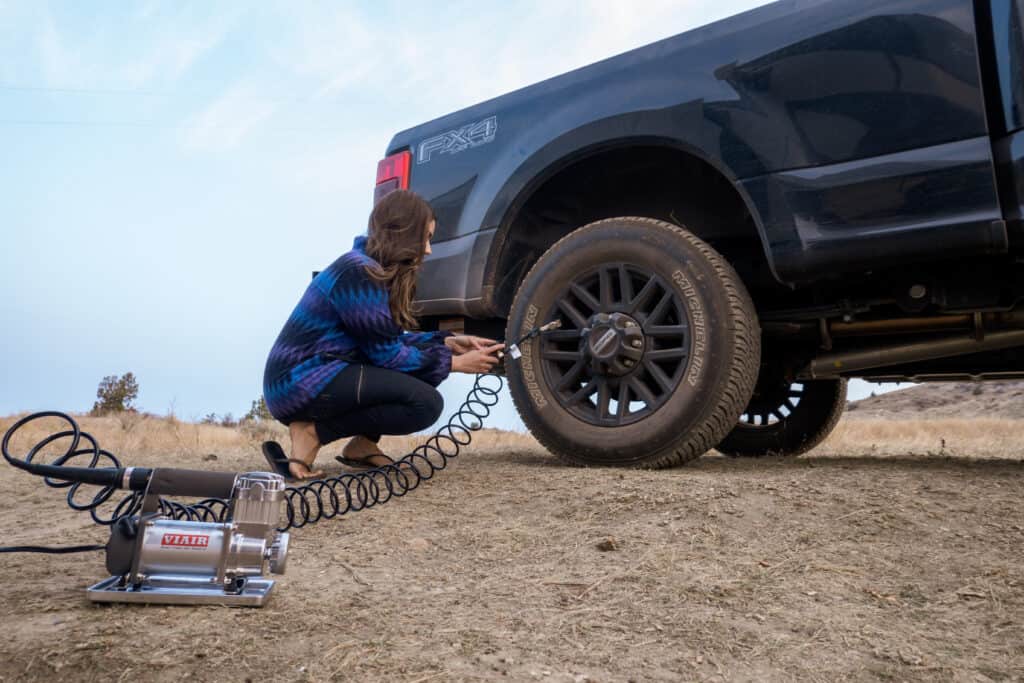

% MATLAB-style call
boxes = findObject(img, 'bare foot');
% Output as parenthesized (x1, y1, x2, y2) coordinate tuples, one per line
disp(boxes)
(288, 421, 324, 479)
(342, 435, 394, 467)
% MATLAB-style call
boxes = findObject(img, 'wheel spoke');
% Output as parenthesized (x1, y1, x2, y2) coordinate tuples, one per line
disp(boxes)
(567, 378, 598, 406)
(545, 329, 582, 342)
(569, 283, 601, 315)
(646, 324, 689, 337)
(557, 298, 588, 329)
(648, 291, 674, 324)
(598, 268, 613, 308)
(616, 382, 630, 419)
(541, 348, 582, 362)
(643, 359, 674, 393)
(626, 376, 657, 407)
(555, 359, 587, 391)
(627, 276, 658, 314)
(596, 377, 611, 421)
(618, 265, 633, 304)
(644, 347, 688, 362)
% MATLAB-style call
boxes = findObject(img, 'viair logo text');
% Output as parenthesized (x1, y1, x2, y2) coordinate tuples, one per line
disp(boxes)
(418, 116, 498, 164)
(161, 533, 210, 548)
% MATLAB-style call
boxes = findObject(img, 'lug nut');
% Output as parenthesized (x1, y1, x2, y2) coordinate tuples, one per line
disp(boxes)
(631, 339, 642, 348)
(623, 359, 635, 367)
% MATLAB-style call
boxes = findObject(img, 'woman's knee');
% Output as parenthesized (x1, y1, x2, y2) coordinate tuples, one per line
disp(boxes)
(413, 387, 444, 429)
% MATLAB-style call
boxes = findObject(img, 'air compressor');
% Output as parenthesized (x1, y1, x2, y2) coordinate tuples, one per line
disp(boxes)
(89, 470, 290, 606)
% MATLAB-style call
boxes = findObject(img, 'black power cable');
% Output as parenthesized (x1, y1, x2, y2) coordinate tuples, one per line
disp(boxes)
(0, 545, 104, 554)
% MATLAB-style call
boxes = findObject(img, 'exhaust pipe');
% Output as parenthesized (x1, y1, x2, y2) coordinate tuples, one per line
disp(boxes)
(798, 329, 1024, 379)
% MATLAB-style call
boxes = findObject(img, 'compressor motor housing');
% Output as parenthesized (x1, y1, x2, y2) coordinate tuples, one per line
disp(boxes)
(88, 471, 289, 607)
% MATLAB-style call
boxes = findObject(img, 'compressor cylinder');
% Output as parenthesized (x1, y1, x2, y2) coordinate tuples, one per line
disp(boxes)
(128, 472, 288, 586)
(134, 517, 286, 579)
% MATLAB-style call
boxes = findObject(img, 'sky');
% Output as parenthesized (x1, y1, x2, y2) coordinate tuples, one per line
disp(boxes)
(0, 0, 900, 430)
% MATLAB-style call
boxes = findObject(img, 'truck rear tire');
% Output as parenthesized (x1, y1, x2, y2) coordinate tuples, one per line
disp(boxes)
(717, 378, 847, 457)
(505, 217, 760, 468)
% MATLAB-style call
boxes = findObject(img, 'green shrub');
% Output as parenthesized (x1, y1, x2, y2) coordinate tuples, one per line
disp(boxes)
(243, 397, 272, 422)
(91, 373, 139, 415)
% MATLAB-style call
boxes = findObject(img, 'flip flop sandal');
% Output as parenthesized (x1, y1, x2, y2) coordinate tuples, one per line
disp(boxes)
(334, 453, 397, 469)
(335, 454, 418, 476)
(262, 441, 319, 481)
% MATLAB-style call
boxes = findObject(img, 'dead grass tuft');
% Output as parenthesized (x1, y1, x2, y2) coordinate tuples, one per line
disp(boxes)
(816, 417, 1023, 459)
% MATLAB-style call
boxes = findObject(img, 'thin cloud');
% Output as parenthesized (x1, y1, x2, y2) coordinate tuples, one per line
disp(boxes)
(265, 3, 376, 98)
(32, 3, 240, 89)
(179, 81, 279, 152)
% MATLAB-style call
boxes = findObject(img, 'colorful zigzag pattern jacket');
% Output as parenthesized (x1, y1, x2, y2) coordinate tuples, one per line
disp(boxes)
(263, 235, 452, 421)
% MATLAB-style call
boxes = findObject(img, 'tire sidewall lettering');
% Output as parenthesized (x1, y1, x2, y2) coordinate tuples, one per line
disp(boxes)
(520, 304, 548, 408)
(671, 269, 707, 388)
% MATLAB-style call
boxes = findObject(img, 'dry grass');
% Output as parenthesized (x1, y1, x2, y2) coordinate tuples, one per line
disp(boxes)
(0, 412, 537, 472)
(5, 412, 1017, 469)
(818, 417, 1024, 459)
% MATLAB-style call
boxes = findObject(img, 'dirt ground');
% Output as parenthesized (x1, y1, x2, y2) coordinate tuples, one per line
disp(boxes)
(0, 414, 1022, 682)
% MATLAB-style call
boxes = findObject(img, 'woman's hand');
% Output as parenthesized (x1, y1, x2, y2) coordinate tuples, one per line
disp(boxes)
(445, 335, 499, 355)
(450, 343, 505, 374)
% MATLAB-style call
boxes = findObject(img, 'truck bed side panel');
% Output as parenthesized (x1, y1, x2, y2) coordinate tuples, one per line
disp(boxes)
(741, 137, 1006, 280)
(396, 0, 1001, 310)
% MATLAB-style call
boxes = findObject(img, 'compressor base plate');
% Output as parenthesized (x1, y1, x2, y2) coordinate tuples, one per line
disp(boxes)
(87, 575, 275, 607)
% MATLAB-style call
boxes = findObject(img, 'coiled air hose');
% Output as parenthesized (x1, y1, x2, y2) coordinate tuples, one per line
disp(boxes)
(281, 371, 502, 529)
(1, 322, 558, 536)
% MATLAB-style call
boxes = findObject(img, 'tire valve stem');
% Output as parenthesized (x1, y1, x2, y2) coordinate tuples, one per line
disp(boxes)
(506, 320, 561, 361)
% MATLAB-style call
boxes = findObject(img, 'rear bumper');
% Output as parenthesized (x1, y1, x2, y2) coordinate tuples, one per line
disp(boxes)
(414, 227, 498, 318)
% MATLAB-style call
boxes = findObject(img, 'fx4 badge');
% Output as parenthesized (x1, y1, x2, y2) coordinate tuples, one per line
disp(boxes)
(418, 116, 497, 164)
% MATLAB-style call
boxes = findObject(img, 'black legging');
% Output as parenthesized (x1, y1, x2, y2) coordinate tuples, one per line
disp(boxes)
(289, 364, 444, 446)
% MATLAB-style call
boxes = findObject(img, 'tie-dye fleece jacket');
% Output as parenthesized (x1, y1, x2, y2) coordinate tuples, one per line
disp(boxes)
(263, 235, 453, 422)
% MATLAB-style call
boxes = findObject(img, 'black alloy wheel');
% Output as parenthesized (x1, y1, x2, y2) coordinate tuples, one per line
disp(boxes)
(506, 216, 760, 468)
(540, 265, 692, 426)
(717, 376, 847, 457)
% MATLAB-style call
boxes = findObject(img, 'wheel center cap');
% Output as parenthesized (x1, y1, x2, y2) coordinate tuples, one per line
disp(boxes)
(588, 327, 619, 359)
(580, 312, 644, 376)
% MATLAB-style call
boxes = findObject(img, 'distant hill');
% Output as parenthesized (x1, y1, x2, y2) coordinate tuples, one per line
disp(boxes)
(845, 380, 1024, 419)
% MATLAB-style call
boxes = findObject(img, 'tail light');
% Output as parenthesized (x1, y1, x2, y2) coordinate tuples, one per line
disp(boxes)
(374, 150, 412, 203)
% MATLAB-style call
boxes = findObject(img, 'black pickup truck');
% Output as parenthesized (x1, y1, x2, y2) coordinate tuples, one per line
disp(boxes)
(373, 0, 1024, 468)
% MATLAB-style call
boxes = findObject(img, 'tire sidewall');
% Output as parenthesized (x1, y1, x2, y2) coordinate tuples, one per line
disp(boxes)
(506, 218, 745, 465)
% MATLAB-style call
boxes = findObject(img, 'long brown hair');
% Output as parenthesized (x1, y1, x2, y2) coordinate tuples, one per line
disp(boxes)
(363, 189, 434, 330)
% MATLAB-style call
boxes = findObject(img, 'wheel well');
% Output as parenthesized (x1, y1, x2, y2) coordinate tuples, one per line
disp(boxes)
(489, 145, 780, 316)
